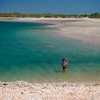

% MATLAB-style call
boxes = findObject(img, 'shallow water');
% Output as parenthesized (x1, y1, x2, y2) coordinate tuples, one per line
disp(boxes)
(0, 21, 100, 82)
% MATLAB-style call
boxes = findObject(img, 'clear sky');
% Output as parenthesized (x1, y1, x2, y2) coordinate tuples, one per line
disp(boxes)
(0, 0, 100, 14)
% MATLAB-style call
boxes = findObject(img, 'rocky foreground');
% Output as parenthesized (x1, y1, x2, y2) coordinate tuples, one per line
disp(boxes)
(0, 81, 100, 100)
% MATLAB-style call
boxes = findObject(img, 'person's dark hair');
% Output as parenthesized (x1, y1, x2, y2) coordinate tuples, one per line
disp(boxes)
(62, 57, 67, 62)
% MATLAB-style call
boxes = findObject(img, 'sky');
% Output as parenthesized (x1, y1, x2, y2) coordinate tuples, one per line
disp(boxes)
(0, 0, 100, 14)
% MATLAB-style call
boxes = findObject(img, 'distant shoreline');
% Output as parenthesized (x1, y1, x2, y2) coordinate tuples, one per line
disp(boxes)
(0, 17, 100, 25)
(0, 17, 100, 23)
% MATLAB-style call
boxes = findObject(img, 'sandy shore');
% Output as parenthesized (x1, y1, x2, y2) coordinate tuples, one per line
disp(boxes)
(0, 81, 99, 100)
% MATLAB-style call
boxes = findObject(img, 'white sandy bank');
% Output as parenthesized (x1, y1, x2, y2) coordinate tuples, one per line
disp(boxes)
(2, 17, 100, 46)
(0, 81, 100, 100)
(9, 17, 100, 46)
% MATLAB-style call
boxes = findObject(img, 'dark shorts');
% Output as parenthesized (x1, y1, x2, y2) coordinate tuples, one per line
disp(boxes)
(62, 66, 66, 71)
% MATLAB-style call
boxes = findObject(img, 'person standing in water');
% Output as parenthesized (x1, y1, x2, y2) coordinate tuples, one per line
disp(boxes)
(61, 57, 69, 72)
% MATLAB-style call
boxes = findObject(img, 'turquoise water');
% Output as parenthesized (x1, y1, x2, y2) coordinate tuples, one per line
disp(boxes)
(0, 21, 100, 82)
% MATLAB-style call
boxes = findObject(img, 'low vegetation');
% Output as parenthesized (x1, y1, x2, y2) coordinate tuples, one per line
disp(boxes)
(0, 13, 100, 18)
